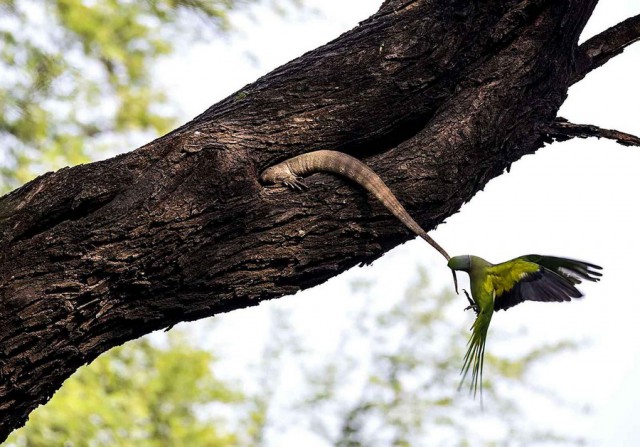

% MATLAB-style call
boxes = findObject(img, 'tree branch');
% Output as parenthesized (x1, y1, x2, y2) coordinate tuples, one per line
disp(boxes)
(572, 14, 640, 84)
(548, 118, 640, 147)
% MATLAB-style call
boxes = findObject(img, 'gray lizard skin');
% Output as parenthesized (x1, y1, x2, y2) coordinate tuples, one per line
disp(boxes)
(260, 150, 450, 261)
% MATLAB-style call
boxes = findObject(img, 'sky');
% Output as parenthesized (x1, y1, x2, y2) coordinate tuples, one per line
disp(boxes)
(158, 1, 640, 445)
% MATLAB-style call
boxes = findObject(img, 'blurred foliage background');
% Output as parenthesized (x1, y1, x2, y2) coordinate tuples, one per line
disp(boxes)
(0, 1, 586, 445)
(5, 269, 584, 446)
(0, 0, 299, 191)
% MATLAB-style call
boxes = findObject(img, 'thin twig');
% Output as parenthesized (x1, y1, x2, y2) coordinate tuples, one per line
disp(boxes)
(547, 118, 640, 147)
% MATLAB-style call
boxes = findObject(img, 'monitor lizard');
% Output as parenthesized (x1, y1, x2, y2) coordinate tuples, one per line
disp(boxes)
(259, 150, 451, 262)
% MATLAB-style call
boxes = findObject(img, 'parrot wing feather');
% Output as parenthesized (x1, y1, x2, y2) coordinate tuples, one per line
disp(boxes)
(494, 268, 582, 311)
(488, 257, 595, 311)
(519, 254, 602, 285)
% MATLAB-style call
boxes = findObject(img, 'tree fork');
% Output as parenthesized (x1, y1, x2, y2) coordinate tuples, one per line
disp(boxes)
(1, 0, 630, 439)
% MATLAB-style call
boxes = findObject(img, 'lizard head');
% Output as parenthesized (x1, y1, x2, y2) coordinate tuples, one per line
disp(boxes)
(259, 163, 293, 185)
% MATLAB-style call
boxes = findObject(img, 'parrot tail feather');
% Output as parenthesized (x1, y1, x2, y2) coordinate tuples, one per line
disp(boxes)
(459, 305, 493, 404)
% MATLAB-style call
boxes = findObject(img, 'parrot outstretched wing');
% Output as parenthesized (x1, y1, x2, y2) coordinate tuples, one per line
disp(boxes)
(519, 254, 602, 285)
(489, 255, 602, 311)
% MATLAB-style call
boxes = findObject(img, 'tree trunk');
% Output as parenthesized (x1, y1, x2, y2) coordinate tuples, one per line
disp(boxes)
(0, 0, 607, 439)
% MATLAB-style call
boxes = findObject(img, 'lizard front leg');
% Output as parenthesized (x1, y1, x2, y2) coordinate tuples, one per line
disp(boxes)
(282, 177, 308, 191)
(260, 161, 307, 191)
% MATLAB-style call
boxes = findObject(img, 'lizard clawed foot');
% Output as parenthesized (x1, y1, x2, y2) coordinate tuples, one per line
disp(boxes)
(283, 177, 308, 191)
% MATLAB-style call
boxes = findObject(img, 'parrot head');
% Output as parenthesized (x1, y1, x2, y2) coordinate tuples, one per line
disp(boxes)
(448, 255, 471, 272)
(447, 255, 471, 295)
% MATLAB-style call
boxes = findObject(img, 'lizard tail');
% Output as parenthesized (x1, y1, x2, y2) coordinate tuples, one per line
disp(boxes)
(286, 150, 451, 261)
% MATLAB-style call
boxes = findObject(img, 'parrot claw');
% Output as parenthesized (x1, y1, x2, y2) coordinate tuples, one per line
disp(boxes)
(462, 289, 479, 315)
(462, 288, 474, 305)
(464, 304, 479, 314)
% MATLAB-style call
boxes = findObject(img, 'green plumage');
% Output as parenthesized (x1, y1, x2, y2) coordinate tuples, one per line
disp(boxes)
(448, 254, 602, 400)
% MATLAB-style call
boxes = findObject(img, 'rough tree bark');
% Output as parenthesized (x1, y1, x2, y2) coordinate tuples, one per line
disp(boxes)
(1, 0, 638, 439)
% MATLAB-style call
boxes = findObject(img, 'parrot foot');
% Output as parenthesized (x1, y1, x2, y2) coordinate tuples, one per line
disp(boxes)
(462, 289, 479, 315)
(464, 304, 479, 314)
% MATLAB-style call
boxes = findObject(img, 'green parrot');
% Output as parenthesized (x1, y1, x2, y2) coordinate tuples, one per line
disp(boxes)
(447, 254, 602, 399)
